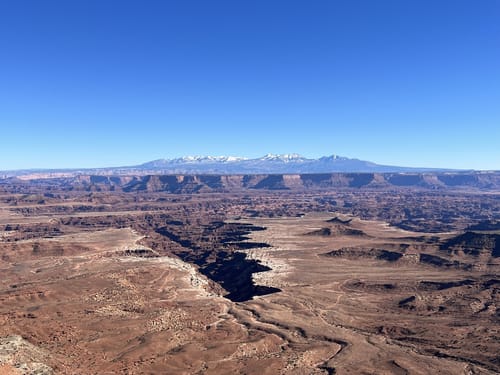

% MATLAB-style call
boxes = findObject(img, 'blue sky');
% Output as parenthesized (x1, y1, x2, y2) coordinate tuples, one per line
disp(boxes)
(0, 1, 499, 170)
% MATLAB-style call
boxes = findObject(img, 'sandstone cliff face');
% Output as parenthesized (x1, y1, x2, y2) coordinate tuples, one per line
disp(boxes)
(3, 172, 499, 192)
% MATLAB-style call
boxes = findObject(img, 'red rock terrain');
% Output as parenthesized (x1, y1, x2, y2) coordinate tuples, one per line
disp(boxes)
(0, 177, 499, 374)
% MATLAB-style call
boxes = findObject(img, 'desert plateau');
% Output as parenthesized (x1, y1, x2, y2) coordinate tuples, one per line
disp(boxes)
(0, 172, 499, 374)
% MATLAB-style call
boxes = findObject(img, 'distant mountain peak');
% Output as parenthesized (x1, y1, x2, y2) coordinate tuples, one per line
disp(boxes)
(260, 153, 307, 162)
(319, 154, 349, 161)
(135, 153, 433, 174)
(142, 156, 248, 167)
(173, 155, 247, 163)
(1, 152, 457, 178)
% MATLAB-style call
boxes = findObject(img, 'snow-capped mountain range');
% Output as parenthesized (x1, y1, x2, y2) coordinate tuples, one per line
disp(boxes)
(142, 154, 348, 165)
(136, 153, 440, 174)
(1, 154, 456, 178)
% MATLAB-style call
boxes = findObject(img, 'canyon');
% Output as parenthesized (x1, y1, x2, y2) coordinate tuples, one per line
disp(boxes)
(0, 173, 498, 374)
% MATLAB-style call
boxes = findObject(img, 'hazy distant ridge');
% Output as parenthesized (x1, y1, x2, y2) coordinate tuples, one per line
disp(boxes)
(136, 153, 446, 174)
(0, 153, 464, 179)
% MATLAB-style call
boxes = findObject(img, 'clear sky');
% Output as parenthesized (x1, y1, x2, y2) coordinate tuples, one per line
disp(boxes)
(0, 1, 499, 170)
